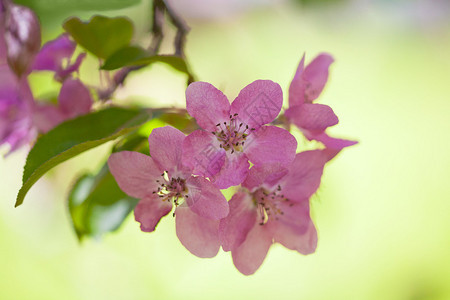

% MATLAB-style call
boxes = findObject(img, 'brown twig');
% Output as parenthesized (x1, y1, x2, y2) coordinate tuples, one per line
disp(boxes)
(149, 0, 165, 54)
(162, 0, 196, 83)
(163, 0, 189, 57)
(98, 0, 196, 100)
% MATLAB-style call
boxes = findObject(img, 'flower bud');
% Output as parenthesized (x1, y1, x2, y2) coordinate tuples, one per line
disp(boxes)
(4, 3, 41, 77)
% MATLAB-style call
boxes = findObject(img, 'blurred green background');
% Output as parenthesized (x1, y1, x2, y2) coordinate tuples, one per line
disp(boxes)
(1, 0, 450, 299)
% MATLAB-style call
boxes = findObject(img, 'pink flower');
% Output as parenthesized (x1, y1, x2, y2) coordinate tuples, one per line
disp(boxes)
(285, 54, 357, 159)
(32, 79, 93, 133)
(1, 4, 84, 81)
(0, 5, 89, 153)
(32, 34, 86, 82)
(29, 34, 90, 133)
(219, 150, 327, 275)
(0, 65, 35, 153)
(108, 126, 229, 258)
(183, 80, 297, 189)
(0, 8, 35, 153)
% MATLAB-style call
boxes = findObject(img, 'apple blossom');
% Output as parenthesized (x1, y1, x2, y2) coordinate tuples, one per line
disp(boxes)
(108, 126, 229, 258)
(183, 80, 297, 189)
(219, 150, 327, 275)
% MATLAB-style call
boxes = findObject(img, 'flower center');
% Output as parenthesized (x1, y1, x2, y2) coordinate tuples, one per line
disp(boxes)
(252, 185, 292, 225)
(153, 171, 189, 207)
(211, 113, 255, 154)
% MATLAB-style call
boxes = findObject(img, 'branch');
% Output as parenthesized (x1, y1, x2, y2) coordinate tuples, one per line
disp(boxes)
(149, 0, 165, 54)
(163, 0, 189, 57)
(99, 0, 195, 100)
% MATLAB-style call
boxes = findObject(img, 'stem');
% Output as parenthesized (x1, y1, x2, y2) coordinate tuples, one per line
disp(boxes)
(162, 0, 195, 83)
(163, 0, 189, 57)
(99, 0, 196, 100)
(149, 0, 165, 54)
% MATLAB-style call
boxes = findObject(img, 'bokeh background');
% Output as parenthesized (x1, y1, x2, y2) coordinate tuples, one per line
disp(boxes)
(1, 0, 450, 299)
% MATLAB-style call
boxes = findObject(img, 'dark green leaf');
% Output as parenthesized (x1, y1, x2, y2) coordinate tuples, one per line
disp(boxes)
(101, 46, 189, 74)
(68, 165, 139, 240)
(16, 107, 153, 207)
(63, 16, 134, 59)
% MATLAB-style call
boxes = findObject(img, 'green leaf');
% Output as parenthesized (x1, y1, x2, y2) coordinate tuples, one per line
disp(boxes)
(101, 46, 189, 74)
(68, 165, 139, 240)
(69, 126, 154, 240)
(16, 107, 153, 207)
(63, 16, 134, 59)
(159, 112, 198, 134)
(112, 132, 149, 154)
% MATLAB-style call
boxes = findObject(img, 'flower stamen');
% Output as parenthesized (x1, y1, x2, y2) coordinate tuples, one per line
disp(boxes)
(153, 171, 188, 207)
(212, 113, 251, 153)
(252, 186, 291, 225)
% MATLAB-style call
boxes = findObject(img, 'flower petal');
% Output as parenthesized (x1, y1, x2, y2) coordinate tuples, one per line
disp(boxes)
(210, 152, 250, 189)
(288, 54, 306, 107)
(182, 129, 226, 177)
(273, 217, 317, 255)
(32, 34, 75, 72)
(3, 123, 33, 153)
(134, 195, 172, 232)
(230, 80, 282, 129)
(32, 104, 65, 133)
(275, 199, 310, 234)
(303, 131, 358, 161)
(59, 79, 92, 117)
(149, 126, 186, 173)
(56, 53, 86, 81)
(303, 53, 334, 103)
(281, 150, 327, 201)
(186, 81, 231, 131)
(175, 206, 221, 258)
(0, 65, 35, 151)
(245, 125, 297, 167)
(108, 151, 162, 199)
(185, 176, 229, 220)
(219, 191, 256, 251)
(307, 131, 358, 149)
(0, 14, 6, 63)
(242, 163, 288, 191)
(285, 103, 338, 132)
(231, 223, 273, 275)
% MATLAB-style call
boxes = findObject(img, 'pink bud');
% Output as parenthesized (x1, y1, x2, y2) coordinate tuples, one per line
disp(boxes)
(4, 3, 41, 77)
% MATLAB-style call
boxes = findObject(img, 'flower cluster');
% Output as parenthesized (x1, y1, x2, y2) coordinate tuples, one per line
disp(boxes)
(0, 2, 91, 154)
(109, 54, 356, 275)
(0, 0, 355, 277)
